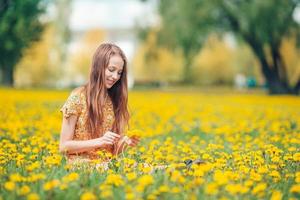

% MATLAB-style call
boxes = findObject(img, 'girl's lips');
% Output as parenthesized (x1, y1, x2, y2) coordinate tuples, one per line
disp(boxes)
(107, 80, 114, 85)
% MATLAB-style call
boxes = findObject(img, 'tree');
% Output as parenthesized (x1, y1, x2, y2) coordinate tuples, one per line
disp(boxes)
(15, 25, 60, 87)
(133, 29, 183, 84)
(280, 37, 300, 87)
(213, 0, 300, 94)
(194, 35, 241, 85)
(0, 0, 48, 86)
(153, 0, 212, 84)
(143, 0, 300, 94)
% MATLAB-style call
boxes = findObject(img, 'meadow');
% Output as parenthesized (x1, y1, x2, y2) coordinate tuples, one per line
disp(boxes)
(0, 88, 299, 200)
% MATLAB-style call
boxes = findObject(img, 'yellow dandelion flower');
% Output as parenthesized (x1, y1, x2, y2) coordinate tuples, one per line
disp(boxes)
(105, 174, 124, 187)
(43, 179, 60, 191)
(62, 172, 79, 183)
(27, 193, 40, 200)
(269, 170, 281, 179)
(290, 184, 300, 193)
(170, 170, 185, 184)
(205, 183, 218, 195)
(213, 170, 229, 185)
(158, 185, 169, 193)
(4, 181, 15, 191)
(80, 192, 96, 200)
(252, 183, 267, 195)
(171, 187, 181, 193)
(136, 174, 154, 192)
(9, 173, 23, 182)
(293, 153, 300, 161)
(270, 190, 282, 200)
(126, 172, 137, 181)
(101, 189, 113, 198)
(18, 185, 31, 195)
(125, 192, 135, 200)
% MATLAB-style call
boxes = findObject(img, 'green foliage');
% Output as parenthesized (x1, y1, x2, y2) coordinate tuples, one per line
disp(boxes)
(0, 0, 48, 86)
(15, 24, 61, 87)
(142, 0, 300, 93)
(133, 29, 184, 84)
(211, 0, 300, 94)
(156, 0, 213, 83)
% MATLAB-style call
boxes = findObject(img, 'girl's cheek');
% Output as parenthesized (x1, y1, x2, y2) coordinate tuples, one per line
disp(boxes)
(106, 72, 112, 77)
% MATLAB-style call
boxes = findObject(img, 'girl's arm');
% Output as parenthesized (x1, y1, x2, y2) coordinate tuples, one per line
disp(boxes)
(59, 115, 119, 154)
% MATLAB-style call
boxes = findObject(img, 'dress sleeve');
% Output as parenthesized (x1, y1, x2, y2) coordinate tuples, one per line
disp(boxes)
(60, 91, 83, 118)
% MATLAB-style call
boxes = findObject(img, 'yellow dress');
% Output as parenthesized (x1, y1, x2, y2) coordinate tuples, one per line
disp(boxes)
(60, 87, 115, 166)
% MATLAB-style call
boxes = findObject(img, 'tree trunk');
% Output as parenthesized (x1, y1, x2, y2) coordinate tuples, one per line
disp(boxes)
(0, 66, 14, 86)
(294, 79, 300, 95)
(182, 58, 192, 84)
(267, 78, 291, 94)
(182, 51, 195, 84)
(259, 56, 293, 94)
(244, 37, 295, 94)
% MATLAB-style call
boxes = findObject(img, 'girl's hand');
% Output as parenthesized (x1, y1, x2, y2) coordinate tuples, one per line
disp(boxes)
(124, 135, 140, 147)
(98, 131, 120, 146)
(113, 135, 140, 155)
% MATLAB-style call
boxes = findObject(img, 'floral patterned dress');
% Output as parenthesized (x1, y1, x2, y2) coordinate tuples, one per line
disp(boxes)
(60, 87, 115, 166)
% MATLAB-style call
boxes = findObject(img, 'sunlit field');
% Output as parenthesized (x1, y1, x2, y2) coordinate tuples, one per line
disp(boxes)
(0, 88, 299, 200)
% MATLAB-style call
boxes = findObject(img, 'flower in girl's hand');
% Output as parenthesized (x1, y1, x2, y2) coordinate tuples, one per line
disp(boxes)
(127, 129, 143, 137)
(124, 129, 142, 147)
(129, 135, 140, 147)
(123, 135, 140, 147)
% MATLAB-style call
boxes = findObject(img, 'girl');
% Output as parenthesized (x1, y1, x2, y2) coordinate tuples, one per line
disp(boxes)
(59, 43, 140, 168)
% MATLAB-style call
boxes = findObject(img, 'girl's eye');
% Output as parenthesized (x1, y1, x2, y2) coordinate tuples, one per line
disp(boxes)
(118, 72, 122, 75)
(108, 68, 114, 72)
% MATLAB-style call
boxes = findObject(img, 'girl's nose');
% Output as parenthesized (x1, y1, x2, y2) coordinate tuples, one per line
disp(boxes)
(112, 72, 118, 80)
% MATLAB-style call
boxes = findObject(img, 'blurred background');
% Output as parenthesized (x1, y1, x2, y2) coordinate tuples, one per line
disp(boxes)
(0, 0, 299, 94)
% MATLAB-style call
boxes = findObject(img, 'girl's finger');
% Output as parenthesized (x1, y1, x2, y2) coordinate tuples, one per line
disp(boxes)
(108, 132, 120, 138)
(106, 135, 116, 140)
(131, 141, 137, 146)
(104, 138, 114, 144)
(132, 139, 140, 143)
(131, 136, 140, 140)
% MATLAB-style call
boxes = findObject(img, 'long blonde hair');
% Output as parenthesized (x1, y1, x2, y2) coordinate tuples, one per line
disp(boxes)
(84, 43, 129, 139)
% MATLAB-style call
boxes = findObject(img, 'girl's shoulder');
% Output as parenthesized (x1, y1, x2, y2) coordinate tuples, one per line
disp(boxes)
(71, 86, 85, 95)
(69, 86, 87, 106)
(61, 86, 86, 118)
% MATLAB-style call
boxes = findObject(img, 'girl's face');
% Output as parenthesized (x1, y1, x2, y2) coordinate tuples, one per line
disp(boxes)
(105, 55, 124, 89)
